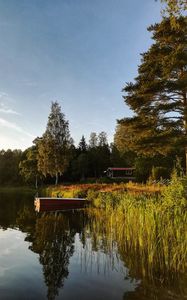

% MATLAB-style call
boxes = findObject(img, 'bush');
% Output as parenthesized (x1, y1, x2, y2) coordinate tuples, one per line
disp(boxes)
(161, 171, 187, 208)
(73, 189, 88, 198)
(151, 166, 171, 180)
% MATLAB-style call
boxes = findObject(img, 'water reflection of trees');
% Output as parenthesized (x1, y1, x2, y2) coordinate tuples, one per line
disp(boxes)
(30, 211, 86, 300)
(16, 205, 36, 242)
(0, 191, 34, 230)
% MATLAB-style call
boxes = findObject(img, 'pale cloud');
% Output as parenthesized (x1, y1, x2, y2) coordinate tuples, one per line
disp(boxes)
(0, 117, 34, 138)
(0, 92, 20, 114)
(0, 92, 8, 98)
(0, 134, 31, 150)
(0, 106, 20, 115)
(21, 79, 38, 87)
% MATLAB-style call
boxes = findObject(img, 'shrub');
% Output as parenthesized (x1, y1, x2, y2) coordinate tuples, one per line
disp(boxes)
(161, 170, 187, 209)
(151, 166, 170, 180)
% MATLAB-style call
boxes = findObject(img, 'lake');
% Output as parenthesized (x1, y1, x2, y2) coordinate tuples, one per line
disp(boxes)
(0, 190, 186, 300)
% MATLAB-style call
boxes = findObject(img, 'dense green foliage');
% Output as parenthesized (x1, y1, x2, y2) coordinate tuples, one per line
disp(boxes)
(19, 146, 39, 188)
(0, 149, 23, 185)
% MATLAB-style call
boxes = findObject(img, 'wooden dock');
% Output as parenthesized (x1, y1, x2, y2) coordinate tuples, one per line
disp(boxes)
(34, 197, 88, 212)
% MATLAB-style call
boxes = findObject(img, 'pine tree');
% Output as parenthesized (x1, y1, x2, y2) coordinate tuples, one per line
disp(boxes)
(161, 0, 187, 18)
(116, 16, 187, 168)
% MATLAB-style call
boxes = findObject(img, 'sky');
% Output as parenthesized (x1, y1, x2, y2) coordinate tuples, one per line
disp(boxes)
(0, 0, 162, 150)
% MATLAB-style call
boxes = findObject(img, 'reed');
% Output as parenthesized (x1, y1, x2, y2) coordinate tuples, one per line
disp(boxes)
(85, 173, 187, 281)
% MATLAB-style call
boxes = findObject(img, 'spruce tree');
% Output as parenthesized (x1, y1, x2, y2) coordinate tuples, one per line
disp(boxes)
(78, 135, 87, 152)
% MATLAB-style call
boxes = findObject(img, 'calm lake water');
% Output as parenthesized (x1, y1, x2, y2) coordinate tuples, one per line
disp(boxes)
(0, 191, 186, 300)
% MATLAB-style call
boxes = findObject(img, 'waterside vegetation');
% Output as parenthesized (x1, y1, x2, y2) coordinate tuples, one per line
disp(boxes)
(42, 181, 162, 199)
(41, 171, 187, 275)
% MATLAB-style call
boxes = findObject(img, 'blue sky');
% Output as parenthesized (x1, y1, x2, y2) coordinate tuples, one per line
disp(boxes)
(0, 0, 161, 150)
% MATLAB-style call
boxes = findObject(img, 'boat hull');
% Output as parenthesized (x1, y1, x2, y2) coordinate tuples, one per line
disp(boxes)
(34, 197, 88, 212)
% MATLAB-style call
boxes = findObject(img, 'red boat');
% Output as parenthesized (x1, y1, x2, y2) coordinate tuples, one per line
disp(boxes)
(34, 197, 88, 212)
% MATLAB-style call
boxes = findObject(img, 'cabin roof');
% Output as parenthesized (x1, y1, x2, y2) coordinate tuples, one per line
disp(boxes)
(107, 167, 135, 171)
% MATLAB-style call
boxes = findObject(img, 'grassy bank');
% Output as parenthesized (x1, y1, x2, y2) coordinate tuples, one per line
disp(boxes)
(42, 181, 162, 198)
(86, 173, 187, 277)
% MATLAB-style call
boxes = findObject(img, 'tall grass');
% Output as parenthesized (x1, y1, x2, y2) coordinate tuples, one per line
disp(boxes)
(86, 173, 187, 280)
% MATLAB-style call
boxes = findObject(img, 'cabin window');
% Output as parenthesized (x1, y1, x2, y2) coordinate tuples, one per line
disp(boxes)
(125, 170, 132, 175)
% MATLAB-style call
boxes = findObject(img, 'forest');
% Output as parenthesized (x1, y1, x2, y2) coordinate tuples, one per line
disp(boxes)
(0, 0, 186, 187)
(0, 119, 136, 186)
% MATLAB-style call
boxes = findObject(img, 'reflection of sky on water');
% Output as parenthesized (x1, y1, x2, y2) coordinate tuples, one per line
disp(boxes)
(0, 228, 46, 300)
(0, 228, 138, 300)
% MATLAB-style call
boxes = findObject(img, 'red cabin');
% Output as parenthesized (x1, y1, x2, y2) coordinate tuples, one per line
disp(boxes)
(104, 167, 135, 180)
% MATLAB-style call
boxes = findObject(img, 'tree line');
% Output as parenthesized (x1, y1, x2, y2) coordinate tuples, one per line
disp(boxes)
(0, 102, 131, 186)
(0, 102, 132, 186)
